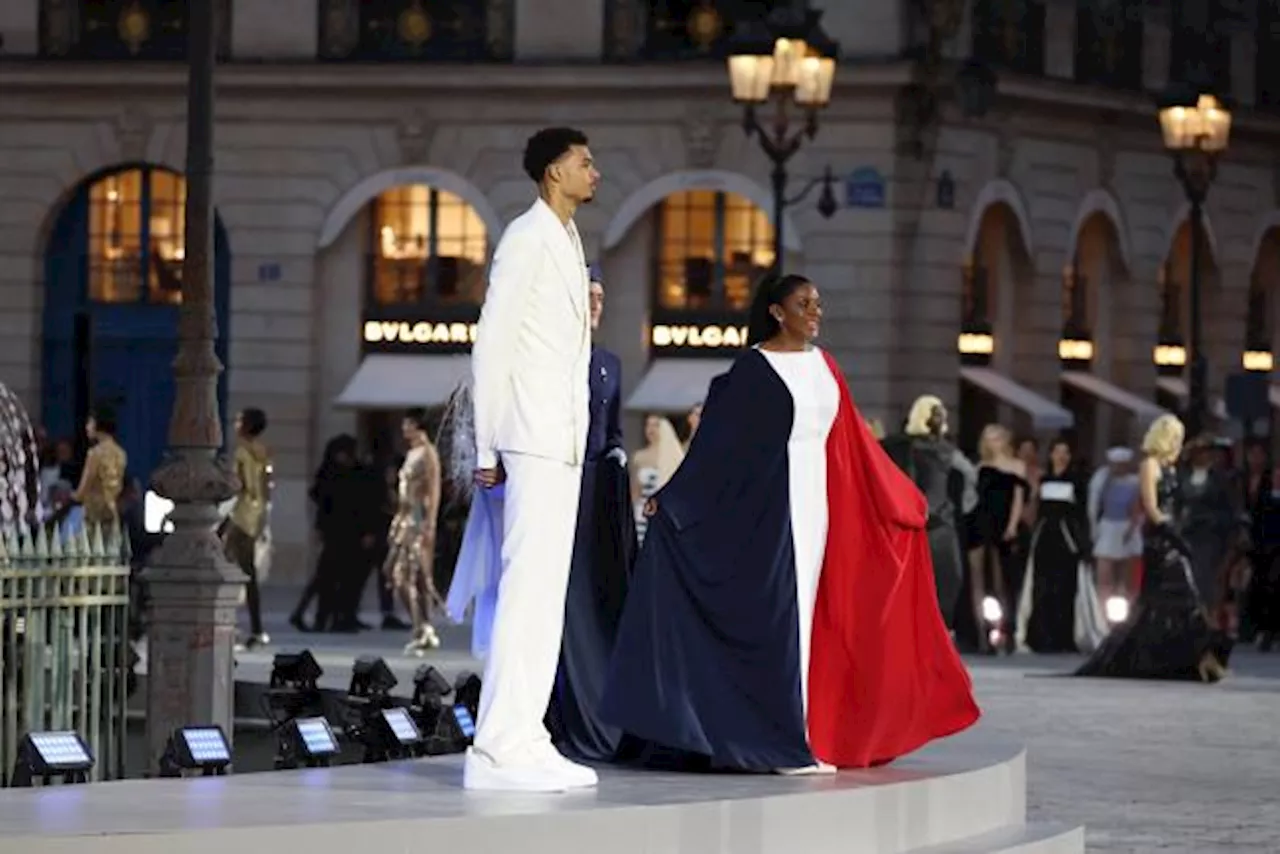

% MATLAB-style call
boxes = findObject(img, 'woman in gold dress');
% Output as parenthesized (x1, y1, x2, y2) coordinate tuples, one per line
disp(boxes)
(384, 409, 444, 655)
(72, 408, 126, 530)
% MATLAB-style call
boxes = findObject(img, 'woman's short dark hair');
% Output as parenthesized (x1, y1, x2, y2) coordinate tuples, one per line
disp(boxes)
(522, 127, 588, 184)
(404, 407, 431, 432)
(91, 405, 118, 436)
(747, 273, 812, 346)
(240, 407, 268, 438)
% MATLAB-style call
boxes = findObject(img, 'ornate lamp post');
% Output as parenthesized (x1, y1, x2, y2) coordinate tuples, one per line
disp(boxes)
(1157, 84, 1231, 438)
(727, 7, 839, 274)
(140, 0, 244, 771)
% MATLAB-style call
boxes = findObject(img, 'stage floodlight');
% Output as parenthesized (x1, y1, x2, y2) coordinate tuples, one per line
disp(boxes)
(378, 707, 423, 753)
(10, 731, 95, 787)
(412, 664, 451, 704)
(270, 650, 323, 689)
(159, 726, 232, 777)
(275, 716, 340, 770)
(453, 671, 482, 718)
(450, 704, 476, 742)
(349, 656, 398, 699)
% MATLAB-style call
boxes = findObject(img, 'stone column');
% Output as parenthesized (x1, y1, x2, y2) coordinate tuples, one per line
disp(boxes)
(140, 0, 245, 773)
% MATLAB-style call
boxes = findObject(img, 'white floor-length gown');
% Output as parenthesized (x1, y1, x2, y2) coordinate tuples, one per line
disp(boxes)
(758, 346, 839, 724)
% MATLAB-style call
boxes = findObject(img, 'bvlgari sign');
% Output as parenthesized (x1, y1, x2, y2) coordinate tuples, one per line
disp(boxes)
(651, 324, 749, 349)
(649, 312, 750, 356)
(364, 320, 477, 346)
(361, 311, 479, 354)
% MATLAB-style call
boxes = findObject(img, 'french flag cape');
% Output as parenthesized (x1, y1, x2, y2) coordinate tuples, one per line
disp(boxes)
(600, 349, 980, 770)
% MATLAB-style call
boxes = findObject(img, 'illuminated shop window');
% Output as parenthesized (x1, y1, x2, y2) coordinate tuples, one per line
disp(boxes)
(369, 185, 489, 306)
(654, 190, 774, 312)
(87, 167, 186, 305)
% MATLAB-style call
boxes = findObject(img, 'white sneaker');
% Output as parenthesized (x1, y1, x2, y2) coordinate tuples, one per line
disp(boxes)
(462, 748, 576, 793)
(531, 743, 598, 789)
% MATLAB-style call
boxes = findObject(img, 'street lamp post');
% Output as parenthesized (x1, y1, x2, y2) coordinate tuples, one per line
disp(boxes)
(727, 8, 839, 274)
(140, 0, 244, 772)
(1157, 85, 1231, 439)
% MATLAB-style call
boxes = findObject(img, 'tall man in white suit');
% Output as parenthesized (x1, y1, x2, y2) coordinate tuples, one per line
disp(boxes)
(466, 127, 602, 792)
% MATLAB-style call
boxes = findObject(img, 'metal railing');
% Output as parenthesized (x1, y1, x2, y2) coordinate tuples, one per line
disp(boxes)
(0, 523, 132, 785)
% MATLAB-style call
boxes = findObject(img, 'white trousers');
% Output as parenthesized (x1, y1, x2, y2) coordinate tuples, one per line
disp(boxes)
(473, 452, 583, 764)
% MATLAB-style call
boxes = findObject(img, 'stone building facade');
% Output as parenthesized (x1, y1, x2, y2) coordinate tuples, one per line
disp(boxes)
(0, 0, 1278, 578)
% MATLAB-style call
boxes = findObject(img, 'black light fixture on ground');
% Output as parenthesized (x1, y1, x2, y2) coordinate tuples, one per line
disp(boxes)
(9, 731, 94, 787)
(277, 717, 341, 770)
(265, 650, 329, 769)
(343, 656, 421, 762)
(727, 7, 840, 274)
(159, 726, 232, 777)
(1157, 82, 1232, 439)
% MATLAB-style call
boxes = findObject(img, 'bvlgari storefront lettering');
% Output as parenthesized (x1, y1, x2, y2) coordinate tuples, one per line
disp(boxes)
(363, 320, 478, 347)
(651, 324, 749, 350)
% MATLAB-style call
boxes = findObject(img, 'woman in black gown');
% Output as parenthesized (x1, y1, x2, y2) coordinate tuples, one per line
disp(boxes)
(1016, 438, 1105, 653)
(1076, 414, 1231, 682)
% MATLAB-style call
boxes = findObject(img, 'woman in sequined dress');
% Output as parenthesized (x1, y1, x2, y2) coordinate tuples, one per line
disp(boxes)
(384, 408, 445, 655)
(1076, 414, 1232, 682)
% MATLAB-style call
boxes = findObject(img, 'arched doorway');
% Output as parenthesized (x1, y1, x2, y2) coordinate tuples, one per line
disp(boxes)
(41, 165, 231, 485)
(1057, 202, 1156, 461)
(1248, 224, 1280, 443)
(1155, 214, 1221, 421)
(323, 178, 492, 597)
(600, 172, 797, 439)
(957, 185, 1071, 456)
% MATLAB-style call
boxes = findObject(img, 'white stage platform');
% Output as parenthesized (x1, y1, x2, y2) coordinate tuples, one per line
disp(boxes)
(0, 728, 1082, 854)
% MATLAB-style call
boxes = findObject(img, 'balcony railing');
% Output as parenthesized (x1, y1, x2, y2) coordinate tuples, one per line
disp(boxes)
(38, 0, 231, 61)
(971, 0, 1047, 76)
(1073, 0, 1144, 90)
(606, 0, 789, 61)
(318, 0, 514, 62)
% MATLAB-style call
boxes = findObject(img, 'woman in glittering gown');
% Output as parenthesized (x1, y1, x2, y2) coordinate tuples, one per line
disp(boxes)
(384, 408, 445, 655)
(1076, 415, 1231, 682)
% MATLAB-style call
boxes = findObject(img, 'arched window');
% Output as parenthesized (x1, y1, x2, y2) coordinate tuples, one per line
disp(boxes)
(368, 185, 489, 306)
(654, 190, 774, 313)
(87, 167, 186, 305)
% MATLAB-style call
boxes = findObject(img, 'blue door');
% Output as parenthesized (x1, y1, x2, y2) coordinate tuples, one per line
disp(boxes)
(41, 166, 231, 486)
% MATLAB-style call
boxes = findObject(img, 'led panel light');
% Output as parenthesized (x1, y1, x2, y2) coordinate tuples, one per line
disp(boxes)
(294, 717, 340, 759)
(380, 707, 423, 746)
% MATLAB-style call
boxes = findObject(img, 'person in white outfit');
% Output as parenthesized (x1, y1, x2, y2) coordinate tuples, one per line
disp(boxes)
(466, 127, 602, 792)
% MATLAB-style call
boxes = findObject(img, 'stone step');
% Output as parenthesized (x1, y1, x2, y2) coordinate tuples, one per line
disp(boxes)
(906, 822, 1086, 854)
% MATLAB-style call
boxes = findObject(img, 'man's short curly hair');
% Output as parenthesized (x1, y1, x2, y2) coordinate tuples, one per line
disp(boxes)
(522, 127, 589, 184)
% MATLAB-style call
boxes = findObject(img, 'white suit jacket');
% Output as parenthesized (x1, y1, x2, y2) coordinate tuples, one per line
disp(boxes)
(472, 198, 591, 470)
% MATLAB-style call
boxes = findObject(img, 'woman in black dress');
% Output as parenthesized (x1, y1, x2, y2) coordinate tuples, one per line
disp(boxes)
(1076, 414, 1231, 682)
(1015, 438, 1106, 653)
(962, 424, 1028, 654)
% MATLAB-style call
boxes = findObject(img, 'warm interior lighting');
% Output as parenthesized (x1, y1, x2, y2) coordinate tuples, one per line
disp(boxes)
(958, 332, 995, 355)
(1058, 339, 1094, 362)
(1243, 350, 1274, 372)
(1153, 344, 1187, 367)
(1159, 94, 1232, 153)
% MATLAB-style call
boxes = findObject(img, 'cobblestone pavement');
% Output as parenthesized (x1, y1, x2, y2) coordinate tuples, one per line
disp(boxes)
(967, 651, 1280, 854)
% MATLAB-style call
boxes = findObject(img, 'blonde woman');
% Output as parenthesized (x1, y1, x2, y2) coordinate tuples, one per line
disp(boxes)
(630, 414, 684, 544)
(1076, 414, 1231, 682)
(964, 424, 1027, 654)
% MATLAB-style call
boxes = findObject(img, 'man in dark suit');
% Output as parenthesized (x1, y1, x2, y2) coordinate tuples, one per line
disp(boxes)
(547, 263, 637, 761)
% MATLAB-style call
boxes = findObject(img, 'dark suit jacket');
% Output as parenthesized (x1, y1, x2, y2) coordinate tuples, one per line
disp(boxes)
(585, 347, 623, 462)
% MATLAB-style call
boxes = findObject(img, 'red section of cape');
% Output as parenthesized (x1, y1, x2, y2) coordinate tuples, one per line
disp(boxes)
(808, 351, 981, 768)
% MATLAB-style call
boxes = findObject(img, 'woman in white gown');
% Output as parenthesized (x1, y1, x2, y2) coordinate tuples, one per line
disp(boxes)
(601, 273, 980, 773)
(629, 415, 683, 544)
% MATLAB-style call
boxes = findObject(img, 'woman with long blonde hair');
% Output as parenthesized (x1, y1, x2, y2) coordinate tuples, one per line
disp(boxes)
(964, 423, 1027, 653)
(1076, 414, 1232, 682)
(630, 414, 684, 544)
